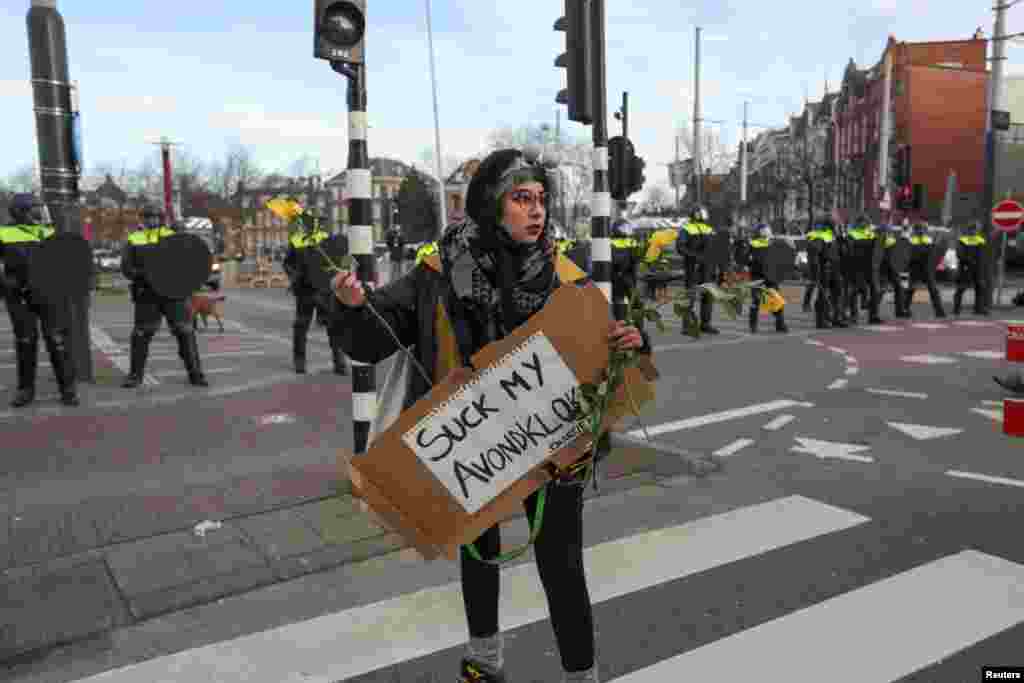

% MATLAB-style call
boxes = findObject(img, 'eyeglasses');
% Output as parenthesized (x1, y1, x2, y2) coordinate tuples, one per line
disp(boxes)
(508, 190, 546, 208)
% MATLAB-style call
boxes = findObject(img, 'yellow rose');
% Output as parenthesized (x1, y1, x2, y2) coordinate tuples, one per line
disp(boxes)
(266, 198, 304, 222)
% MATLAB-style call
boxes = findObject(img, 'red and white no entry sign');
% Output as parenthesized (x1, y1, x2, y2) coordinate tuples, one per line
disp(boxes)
(992, 199, 1024, 232)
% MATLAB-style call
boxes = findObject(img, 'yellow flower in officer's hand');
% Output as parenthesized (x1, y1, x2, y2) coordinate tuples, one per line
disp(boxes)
(266, 198, 304, 222)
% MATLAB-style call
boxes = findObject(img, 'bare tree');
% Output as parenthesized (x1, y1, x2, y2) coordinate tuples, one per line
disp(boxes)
(643, 184, 671, 214)
(674, 124, 737, 174)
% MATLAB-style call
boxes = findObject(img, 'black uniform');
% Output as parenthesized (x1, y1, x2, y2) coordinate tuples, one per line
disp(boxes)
(610, 232, 639, 323)
(878, 229, 909, 318)
(0, 215, 78, 407)
(121, 223, 208, 387)
(903, 228, 946, 318)
(844, 223, 883, 325)
(806, 225, 848, 329)
(283, 230, 348, 375)
(676, 219, 720, 334)
(953, 228, 989, 315)
(746, 236, 789, 334)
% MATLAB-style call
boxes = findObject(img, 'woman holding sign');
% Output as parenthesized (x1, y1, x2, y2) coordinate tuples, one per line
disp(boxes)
(332, 148, 649, 683)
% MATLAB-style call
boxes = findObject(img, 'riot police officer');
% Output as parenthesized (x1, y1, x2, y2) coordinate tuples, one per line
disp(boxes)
(282, 222, 348, 375)
(0, 194, 78, 407)
(611, 219, 639, 321)
(385, 226, 405, 282)
(806, 218, 848, 329)
(954, 221, 989, 316)
(746, 224, 789, 334)
(121, 205, 208, 388)
(904, 222, 946, 318)
(878, 223, 909, 318)
(845, 216, 883, 325)
(675, 206, 719, 334)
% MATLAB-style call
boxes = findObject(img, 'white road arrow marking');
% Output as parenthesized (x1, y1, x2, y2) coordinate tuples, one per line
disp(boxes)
(961, 350, 1004, 360)
(900, 354, 958, 364)
(791, 437, 874, 463)
(763, 414, 795, 431)
(828, 378, 849, 390)
(713, 438, 755, 457)
(805, 339, 826, 347)
(845, 366, 860, 376)
(866, 388, 928, 399)
(887, 422, 963, 440)
(828, 346, 847, 354)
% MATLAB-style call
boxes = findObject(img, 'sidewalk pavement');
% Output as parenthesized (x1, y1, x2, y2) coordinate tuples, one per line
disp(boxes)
(0, 422, 714, 666)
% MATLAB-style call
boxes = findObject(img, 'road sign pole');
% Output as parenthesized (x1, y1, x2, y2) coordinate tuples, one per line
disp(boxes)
(991, 199, 1024, 306)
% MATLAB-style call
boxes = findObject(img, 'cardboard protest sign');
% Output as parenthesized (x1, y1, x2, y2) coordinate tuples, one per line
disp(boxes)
(346, 281, 656, 561)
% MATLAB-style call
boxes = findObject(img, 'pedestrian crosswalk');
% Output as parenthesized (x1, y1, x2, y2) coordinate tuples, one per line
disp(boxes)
(66, 494, 1024, 683)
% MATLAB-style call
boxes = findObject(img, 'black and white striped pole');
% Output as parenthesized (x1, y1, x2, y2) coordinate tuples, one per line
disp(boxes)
(315, 0, 375, 454)
(342, 65, 376, 455)
(587, 0, 612, 311)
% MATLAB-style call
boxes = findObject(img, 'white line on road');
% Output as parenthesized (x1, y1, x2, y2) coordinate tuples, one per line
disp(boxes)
(616, 551, 1024, 682)
(945, 469, 1024, 489)
(804, 339, 825, 347)
(961, 350, 1004, 360)
(762, 414, 795, 431)
(953, 320, 996, 327)
(90, 325, 159, 386)
(627, 400, 814, 439)
(865, 388, 928, 400)
(971, 407, 1002, 422)
(712, 438, 755, 457)
(827, 346, 847, 354)
(111, 350, 269, 362)
(72, 496, 868, 683)
(844, 366, 859, 376)
(827, 379, 848, 390)
(151, 367, 237, 378)
(911, 323, 949, 330)
(982, 400, 1003, 406)
(900, 354, 958, 365)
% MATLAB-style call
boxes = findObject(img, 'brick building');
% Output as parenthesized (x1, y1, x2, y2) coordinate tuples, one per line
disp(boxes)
(833, 35, 988, 223)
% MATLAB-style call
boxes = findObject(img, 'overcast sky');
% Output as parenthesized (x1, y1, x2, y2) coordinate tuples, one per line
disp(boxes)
(1, 0, 1020, 196)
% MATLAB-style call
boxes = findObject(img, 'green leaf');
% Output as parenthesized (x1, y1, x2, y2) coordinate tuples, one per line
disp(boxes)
(673, 302, 688, 318)
(655, 320, 667, 333)
(644, 309, 660, 321)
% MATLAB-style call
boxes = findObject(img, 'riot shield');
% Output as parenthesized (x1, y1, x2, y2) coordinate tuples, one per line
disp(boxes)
(885, 238, 912, 274)
(146, 233, 213, 300)
(28, 232, 94, 303)
(762, 240, 797, 284)
(303, 234, 350, 292)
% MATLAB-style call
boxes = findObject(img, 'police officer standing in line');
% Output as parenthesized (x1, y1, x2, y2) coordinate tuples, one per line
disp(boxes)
(610, 218, 639, 322)
(282, 220, 348, 375)
(676, 206, 720, 335)
(903, 222, 946, 318)
(845, 216, 884, 325)
(806, 218, 848, 329)
(877, 222, 909, 318)
(121, 205, 208, 388)
(953, 220, 990, 316)
(746, 223, 789, 334)
(0, 194, 79, 407)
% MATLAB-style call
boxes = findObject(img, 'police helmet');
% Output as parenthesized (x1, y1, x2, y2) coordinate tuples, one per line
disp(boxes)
(611, 218, 633, 238)
(690, 205, 708, 223)
(9, 193, 40, 223)
(754, 223, 772, 240)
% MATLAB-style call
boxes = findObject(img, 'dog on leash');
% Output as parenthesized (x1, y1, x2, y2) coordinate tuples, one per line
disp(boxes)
(188, 293, 226, 332)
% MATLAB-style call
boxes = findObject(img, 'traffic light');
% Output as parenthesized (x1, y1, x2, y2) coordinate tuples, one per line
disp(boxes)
(554, 0, 593, 125)
(628, 154, 646, 195)
(314, 0, 366, 65)
(608, 135, 633, 200)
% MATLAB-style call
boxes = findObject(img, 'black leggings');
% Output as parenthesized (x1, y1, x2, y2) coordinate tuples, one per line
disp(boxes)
(460, 480, 594, 673)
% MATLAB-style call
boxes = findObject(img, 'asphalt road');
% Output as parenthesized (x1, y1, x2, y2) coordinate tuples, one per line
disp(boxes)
(2, 283, 1022, 682)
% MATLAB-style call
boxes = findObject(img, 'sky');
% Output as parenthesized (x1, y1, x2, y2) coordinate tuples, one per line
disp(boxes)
(1, 0, 1021, 199)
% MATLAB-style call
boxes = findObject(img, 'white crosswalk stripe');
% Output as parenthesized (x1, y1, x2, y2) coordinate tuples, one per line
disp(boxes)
(67, 494, 1024, 683)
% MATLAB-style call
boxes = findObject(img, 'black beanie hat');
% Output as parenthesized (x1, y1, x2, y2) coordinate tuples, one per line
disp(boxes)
(465, 148, 550, 231)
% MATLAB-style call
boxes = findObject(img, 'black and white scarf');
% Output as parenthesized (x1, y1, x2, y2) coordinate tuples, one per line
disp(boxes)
(438, 215, 558, 347)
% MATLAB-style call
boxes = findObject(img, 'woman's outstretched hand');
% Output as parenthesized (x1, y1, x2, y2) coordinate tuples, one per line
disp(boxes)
(331, 271, 367, 308)
(608, 320, 643, 351)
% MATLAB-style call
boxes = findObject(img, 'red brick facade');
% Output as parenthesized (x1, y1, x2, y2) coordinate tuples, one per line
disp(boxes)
(833, 37, 988, 222)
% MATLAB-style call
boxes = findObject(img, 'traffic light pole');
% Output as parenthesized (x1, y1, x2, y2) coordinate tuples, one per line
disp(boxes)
(27, 0, 93, 383)
(587, 0, 614, 320)
(339, 61, 377, 455)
